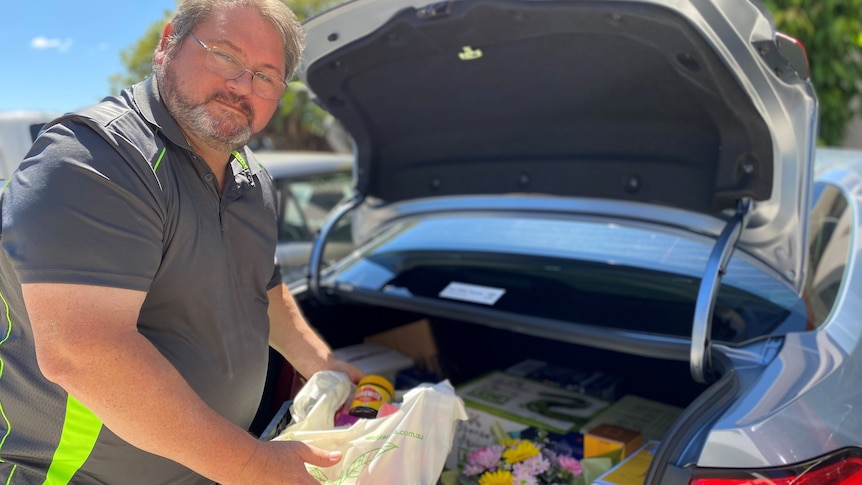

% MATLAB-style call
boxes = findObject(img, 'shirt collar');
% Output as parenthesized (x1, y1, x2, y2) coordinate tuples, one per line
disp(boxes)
(131, 76, 261, 186)
(131, 76, 191, 151)
(132, 76, 262, 183)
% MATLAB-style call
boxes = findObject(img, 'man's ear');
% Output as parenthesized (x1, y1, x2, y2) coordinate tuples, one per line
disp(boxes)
(154, 22, 175, 66)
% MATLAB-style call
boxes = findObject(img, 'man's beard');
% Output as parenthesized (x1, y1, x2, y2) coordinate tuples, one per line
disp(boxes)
(158, 64, 255, 153)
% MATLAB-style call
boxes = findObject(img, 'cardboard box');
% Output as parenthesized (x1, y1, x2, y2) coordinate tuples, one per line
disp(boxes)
(446, 371, 610, 469)
(331, 343, 413, 383)
(584, 424, 642, 460)
(364, 319, 441, 377)
(593, 440, 659, 485)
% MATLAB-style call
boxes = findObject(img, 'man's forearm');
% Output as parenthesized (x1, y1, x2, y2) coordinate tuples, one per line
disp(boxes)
(267, 282, 335, 379)
(42, 331, 259, 485)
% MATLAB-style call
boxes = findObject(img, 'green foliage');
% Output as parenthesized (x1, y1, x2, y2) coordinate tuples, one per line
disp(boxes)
(763, 0, 862, 146)
(112, 0, 348, 151)
(109, 10, 172, 96)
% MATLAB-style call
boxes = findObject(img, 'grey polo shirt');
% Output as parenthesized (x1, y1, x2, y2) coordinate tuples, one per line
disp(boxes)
(0, 77, 281, 484)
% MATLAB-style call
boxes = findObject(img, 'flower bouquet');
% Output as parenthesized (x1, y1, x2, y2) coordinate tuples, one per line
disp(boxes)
(452, 431, 614, 485)
(459, 437, 581, 485)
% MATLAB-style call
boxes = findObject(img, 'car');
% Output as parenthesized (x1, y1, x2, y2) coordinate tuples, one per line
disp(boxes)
(0, 111, 61, 184)
(254, 150, 355, 283)
(265, 0, 862, 483)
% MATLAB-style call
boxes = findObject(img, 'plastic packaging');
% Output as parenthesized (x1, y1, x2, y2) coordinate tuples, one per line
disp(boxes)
(349, 374, 394, 418)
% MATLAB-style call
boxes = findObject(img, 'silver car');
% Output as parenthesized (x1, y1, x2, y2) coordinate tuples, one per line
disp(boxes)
(275, 0, 862, 482)
(255, 150, 354, 283)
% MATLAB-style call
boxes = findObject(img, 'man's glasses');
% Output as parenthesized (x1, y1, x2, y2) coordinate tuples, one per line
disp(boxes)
(189, 33, 286, 100)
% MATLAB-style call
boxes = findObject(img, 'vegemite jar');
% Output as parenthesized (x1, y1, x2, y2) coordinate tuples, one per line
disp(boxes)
(348, 375, 394, 418)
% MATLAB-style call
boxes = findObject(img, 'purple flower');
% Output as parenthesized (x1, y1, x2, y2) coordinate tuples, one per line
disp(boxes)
(465, 445, 505, 476)
(512, 469, 539, 485)
(513, 454, 550, 477)
(462, 438, 584, 484)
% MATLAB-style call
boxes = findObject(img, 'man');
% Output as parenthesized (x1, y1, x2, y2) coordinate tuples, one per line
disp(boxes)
(0, 1, 361, 483)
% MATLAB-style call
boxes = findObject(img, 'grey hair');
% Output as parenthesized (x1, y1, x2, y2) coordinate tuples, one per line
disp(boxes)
(156, 0, 305, 80)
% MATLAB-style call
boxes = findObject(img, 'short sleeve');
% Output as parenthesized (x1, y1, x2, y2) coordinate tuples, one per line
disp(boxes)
(1, 119, 165, 291)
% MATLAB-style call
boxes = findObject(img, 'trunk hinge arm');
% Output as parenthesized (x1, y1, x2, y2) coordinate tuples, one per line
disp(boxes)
(691, 198, 753, 383)
(309, 194, 365, 302)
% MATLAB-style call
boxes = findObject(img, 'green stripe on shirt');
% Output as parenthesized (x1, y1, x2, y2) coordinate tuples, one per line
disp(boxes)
(0, 286, 13, 460)
(43, 396, 102, 485)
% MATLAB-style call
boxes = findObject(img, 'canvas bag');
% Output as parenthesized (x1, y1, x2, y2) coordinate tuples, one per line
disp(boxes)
(273, 371, 468, 485)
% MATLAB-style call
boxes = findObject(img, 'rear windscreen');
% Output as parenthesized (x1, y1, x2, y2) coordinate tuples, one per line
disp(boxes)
(333, 215, 808, 344)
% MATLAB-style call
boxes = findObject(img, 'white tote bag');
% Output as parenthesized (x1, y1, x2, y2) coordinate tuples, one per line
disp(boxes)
(273, 371, 468, 485)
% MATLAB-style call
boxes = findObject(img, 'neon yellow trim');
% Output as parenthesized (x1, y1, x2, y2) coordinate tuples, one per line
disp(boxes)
(152, 147, 167, 173)
(3, 465, 15, 484)
(231, 150, 249, 170)
(0, 283, 13, 459)
(43, 396, 102, 485)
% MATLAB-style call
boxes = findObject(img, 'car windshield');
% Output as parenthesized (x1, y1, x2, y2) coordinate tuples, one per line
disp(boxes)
(333, 214, 808, 344)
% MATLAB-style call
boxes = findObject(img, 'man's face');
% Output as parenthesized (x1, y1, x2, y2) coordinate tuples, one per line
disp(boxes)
(155, 5, 286, 154)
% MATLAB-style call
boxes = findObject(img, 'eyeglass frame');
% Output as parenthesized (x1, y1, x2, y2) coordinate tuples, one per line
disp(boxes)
(188, 32, 287, 100)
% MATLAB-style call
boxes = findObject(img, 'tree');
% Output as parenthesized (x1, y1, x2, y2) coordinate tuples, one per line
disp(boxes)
(109, 10, 173, 94)
(113, 0, 347, 152)
(763, 0, 862, 146)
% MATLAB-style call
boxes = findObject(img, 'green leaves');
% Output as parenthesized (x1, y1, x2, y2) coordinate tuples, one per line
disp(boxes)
(305, 443, 399, 484)
(109, 10, 172, 97)
(765, 1, 862, 146)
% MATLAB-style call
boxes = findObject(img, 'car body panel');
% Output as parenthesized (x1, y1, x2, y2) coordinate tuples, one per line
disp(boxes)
(300, 0, 817, 292)
(254, 150, 353, 180)
(694, 148, 862, 468)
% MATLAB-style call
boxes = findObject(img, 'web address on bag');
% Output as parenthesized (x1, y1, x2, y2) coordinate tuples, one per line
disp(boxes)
(365, 430, 425, 441)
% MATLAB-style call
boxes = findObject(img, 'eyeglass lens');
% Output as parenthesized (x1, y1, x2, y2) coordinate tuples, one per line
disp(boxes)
(193, 34, 285, 99)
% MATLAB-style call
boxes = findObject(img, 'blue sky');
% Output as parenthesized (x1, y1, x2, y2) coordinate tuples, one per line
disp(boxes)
(2, 1, 178, 114)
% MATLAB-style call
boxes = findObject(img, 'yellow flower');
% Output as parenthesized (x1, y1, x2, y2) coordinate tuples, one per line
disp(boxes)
(478, 469, 514, 485)
(502, 440, 541, 464)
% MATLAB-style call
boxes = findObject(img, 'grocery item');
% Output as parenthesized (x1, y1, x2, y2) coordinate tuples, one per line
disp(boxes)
(349, 374, 394, 418)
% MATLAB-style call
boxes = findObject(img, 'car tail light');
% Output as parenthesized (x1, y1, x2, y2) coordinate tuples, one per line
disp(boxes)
(688, 449, 862, 485)
(775, 32, 810, 80)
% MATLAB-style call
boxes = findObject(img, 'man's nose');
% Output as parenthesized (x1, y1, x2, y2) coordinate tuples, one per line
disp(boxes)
(226, 69, 255, 95)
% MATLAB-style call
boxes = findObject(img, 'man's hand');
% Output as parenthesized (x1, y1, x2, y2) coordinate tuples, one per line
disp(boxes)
(267, 283, 364, 384)
(324, 358, 364, 384)
(234, 440, 342, 485)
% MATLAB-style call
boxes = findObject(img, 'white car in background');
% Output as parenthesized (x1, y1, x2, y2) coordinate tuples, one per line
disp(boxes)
(0, 111, 61, 184)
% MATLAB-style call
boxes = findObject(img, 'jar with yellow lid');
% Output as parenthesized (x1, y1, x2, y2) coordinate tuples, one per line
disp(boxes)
(348, 375, 394, 419)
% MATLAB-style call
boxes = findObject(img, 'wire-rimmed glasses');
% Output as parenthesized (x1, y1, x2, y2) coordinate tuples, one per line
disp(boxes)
(189, 33, 286, 100)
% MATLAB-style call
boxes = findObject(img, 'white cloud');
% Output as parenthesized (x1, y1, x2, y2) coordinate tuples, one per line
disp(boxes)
(30, 36, 74, 53)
